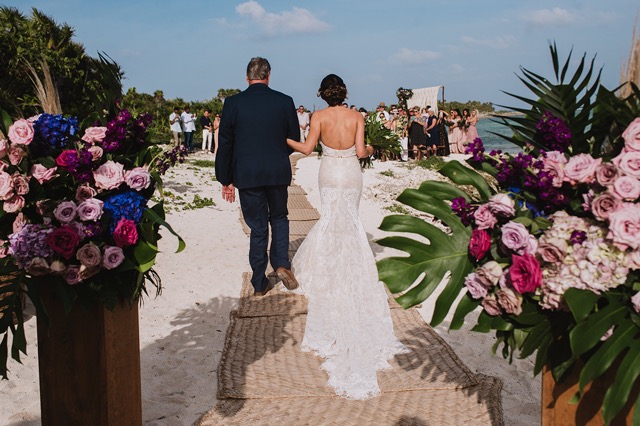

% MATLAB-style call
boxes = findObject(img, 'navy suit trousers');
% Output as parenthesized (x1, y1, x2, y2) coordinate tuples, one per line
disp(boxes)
(238, 185, 291, 291)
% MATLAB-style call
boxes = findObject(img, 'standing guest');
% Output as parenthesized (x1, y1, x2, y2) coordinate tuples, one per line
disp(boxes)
(461, 108, 472, 143)
(350, 105, 357, 110)
(358, 107, 368, 118)
(213, 113, 221, 156)
(215, 57, 300, 296)
(297, 105, 310, 142)
(375, 102, 390, 121)
(466, 109, 480, 143)
(200, 109, 214, 153)
(392, 107, 409, 161)
(169, 106, 183, 146)
(448, 109, 464, 154)
(424, 107, 438, 157)
(181, 106, 197, 152)
(408, 106, 427, 159)
(437, 110, 450, 156)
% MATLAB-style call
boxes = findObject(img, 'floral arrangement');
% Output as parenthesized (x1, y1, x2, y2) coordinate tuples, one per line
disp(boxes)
(395, 87, 413, 111)
(377, 44, 640, 424)
(0, 106, 186, 378)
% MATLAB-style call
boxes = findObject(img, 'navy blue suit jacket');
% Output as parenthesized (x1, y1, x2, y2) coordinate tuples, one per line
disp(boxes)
(215, 83, 300, 189)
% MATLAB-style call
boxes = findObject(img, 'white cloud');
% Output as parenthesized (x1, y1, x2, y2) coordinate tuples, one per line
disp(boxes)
(460, 35, 516, 49)
(524, 8, 575, 27)
(235, 1, 330, 37)
(389, 48, 441, 65)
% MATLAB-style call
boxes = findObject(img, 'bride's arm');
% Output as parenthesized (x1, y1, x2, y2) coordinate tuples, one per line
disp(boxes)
(287, 114, 320, 156)
(354, 113, 372, 158)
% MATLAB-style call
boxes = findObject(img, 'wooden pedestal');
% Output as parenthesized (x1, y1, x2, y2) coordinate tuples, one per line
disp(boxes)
(541, 363, 637, 425)
(36, 284, 142, 426)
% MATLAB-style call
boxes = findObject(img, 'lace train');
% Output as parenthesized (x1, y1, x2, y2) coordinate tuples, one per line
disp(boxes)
(291, 143, 407, 400)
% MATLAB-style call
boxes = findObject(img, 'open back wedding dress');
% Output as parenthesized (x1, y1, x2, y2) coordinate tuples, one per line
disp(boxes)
(291, 142, 407, 400)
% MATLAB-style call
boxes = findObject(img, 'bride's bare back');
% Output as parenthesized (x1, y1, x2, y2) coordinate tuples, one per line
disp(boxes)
(288, 106, 370, 158)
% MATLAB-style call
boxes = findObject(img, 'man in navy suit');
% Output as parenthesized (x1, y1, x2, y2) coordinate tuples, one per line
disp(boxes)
(215, 57, 300, 296)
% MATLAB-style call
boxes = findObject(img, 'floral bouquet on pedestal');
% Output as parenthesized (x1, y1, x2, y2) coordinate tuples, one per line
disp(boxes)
(0, 106, 186, 378)
(377, 44, 640, 423)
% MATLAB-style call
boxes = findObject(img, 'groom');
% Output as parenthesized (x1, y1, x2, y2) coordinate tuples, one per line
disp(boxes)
(215, 57, 300, 296)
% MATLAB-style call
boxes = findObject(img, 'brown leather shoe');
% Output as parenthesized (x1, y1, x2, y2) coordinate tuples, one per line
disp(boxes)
(253, 279, 275, 297)
(276, 267, 299, 290)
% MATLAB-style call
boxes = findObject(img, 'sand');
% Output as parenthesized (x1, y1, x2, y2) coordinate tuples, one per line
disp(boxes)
(0, 152, 540, 426)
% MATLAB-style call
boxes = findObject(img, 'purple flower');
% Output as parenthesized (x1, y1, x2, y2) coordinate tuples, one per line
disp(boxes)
(451, 197, 478, 226)
(536, 112, 572, 151)
(464, 138, 485, 162)
(570, 230, 587, 245)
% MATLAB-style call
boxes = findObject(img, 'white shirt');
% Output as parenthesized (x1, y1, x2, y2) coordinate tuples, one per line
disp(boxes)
(169, 112, 182, 132)
(297, 111, 310, 129)
(181, 111, 196, 132)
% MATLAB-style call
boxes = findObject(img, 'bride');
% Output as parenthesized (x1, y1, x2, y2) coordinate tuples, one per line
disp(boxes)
(286, 74, 407, 400)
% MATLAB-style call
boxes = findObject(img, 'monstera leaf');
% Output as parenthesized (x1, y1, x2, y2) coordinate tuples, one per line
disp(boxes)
(377, 161, 493, 326)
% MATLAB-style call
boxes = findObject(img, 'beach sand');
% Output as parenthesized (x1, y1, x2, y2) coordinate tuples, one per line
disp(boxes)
(0, 152, 540, 426)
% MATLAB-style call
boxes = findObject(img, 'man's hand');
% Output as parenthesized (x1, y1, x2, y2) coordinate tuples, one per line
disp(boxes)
(222, 184, 236, 203)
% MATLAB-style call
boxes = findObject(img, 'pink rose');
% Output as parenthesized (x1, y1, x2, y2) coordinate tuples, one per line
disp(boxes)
(469, 229, 491, 261)
(595, 162, 619, 186)
(53, 201, 78, 224)
(543, 151, 567, 187)
(3, 195, 25, 213)
(0, 139, 7, 158)
(611, 176, 640, 200)
(501, 221, 531, 254)
(631, 292, 640, 313)
(81, 126, 107, 144)
(63, 265, 82, 285)
(30, 164, 57, 184)
(12, 212, 27, 233)
(487, 193, 515, 217)
(102, 245, 125, 270)
(622, 117, 640, 151)
(509, 253, 542, 294)
(8, 144, 26, 166)
(7, 119, 34, 145)
(76, 242, 102, 268)
(112, 218, 138, 247)
(476, 261, 503, 286)
(76, 184, 97, 202)
(12, 173, 29, 196)
(93, 161, 125, 191)
(563, 153, 602, 184)
(628, 250, 640, 270)
(537, 238, 568, 263)
(473, 204, 497, 230)
(591, 192, 622, 221)
(0, 171, 12, 200)
(77, 198, 104, 221)
(607, 203, 640, 250)
(27, 257, 50, 276)
(125, 167, 151, 191)
(497, 288, 523, 315)
(481, 294, 502, 316)
(613, 150, 640, 178)
(88, 146, 103, 162)
(46, 225, 81, 259)
(465, 272, 489, 299)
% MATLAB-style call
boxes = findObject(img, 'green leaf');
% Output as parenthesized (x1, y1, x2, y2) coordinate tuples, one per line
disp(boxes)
(0, 109, 13, 135)
(143, 207, 185, 253)
(520, 319, 551, 359)
(417, 181, 472, 202)
(471, 310, 494, 333)
(564, 288, 599, 323)
(438, 160, 494, 201)
(603, 342, 640, 424)
(450, 294, 480, 330)
(570, 303, 627, 357)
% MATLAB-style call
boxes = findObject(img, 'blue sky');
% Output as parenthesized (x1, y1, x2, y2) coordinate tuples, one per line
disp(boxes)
(4, 0, 639, 111)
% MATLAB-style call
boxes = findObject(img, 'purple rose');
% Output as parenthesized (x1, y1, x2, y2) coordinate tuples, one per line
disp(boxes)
(77, 198, 104, 221)
(501, 221, 531, 254)
(53, 201, 78, 224)
(487, 193, 515, 217)
(473, 204, 497, 230)
(76, 242, 101, 268)
(102, 245, 125, 270)
(63, 265, 82, 285)
(465, 272, 489, 299)
(125, 167, 151, 191)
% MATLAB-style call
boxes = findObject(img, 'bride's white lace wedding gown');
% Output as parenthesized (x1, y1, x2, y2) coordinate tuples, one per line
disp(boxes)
(291, 142, 407, 400)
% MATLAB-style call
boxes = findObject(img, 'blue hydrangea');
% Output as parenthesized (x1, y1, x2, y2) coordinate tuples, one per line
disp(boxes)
(103, 190, 147, 231)
(32, 114, 79, 149)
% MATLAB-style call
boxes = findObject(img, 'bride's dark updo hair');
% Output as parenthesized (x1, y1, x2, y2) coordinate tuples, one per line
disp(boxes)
(317, 74, 347, 106)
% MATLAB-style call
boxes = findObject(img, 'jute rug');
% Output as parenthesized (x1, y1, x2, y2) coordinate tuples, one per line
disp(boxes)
(199, 162, 504, 425)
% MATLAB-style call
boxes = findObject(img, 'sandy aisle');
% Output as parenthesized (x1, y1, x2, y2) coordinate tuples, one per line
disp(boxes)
(1, 153, 540, 425)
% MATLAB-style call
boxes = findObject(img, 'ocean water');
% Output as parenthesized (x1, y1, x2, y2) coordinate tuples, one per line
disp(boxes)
(476, 117, 521, 154)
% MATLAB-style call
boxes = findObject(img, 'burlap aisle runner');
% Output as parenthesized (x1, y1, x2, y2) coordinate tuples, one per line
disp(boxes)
(197, 156, 504, 425)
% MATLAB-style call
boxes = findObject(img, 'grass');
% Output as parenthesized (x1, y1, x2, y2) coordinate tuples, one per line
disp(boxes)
(379, 170, 395, 177)
(407, 156, 446, 171)
(191, 159, 215, 168)
(183, 194, 215, 210)
(384, 204, 410, 215)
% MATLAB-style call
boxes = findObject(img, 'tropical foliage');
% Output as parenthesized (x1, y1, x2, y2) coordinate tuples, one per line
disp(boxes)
(377, 44, 640, 424)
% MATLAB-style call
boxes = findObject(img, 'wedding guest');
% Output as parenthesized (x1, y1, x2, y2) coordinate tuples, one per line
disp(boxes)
(350, 105, 357, 110)
(342, 102, 349, 108)
(392, 107, 409, 161)
(181, 105, 197, 153)
(375, 102, 389, 121)
(448, 109, 464, 154)
(169, 106, 183, 146)
(408, 107, 427, 159)
(358, 107, 368, 118)
(200, 109, 213, 153)
(437, 110, 451, 156)
(462, 108, 472, 142)
(213, 113, 221, 156)
(424, 107, 438, 157)
(297, 105, 310, 142)
(466, 109, 480, 143)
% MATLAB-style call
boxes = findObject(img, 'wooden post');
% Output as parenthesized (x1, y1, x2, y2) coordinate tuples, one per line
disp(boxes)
(542, 363, 637, 426)
(35, 283, 142, 426)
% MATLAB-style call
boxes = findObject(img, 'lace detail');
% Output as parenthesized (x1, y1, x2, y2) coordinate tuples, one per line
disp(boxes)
(291, 143, 407, 400)
(320, 142, 357, 158)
